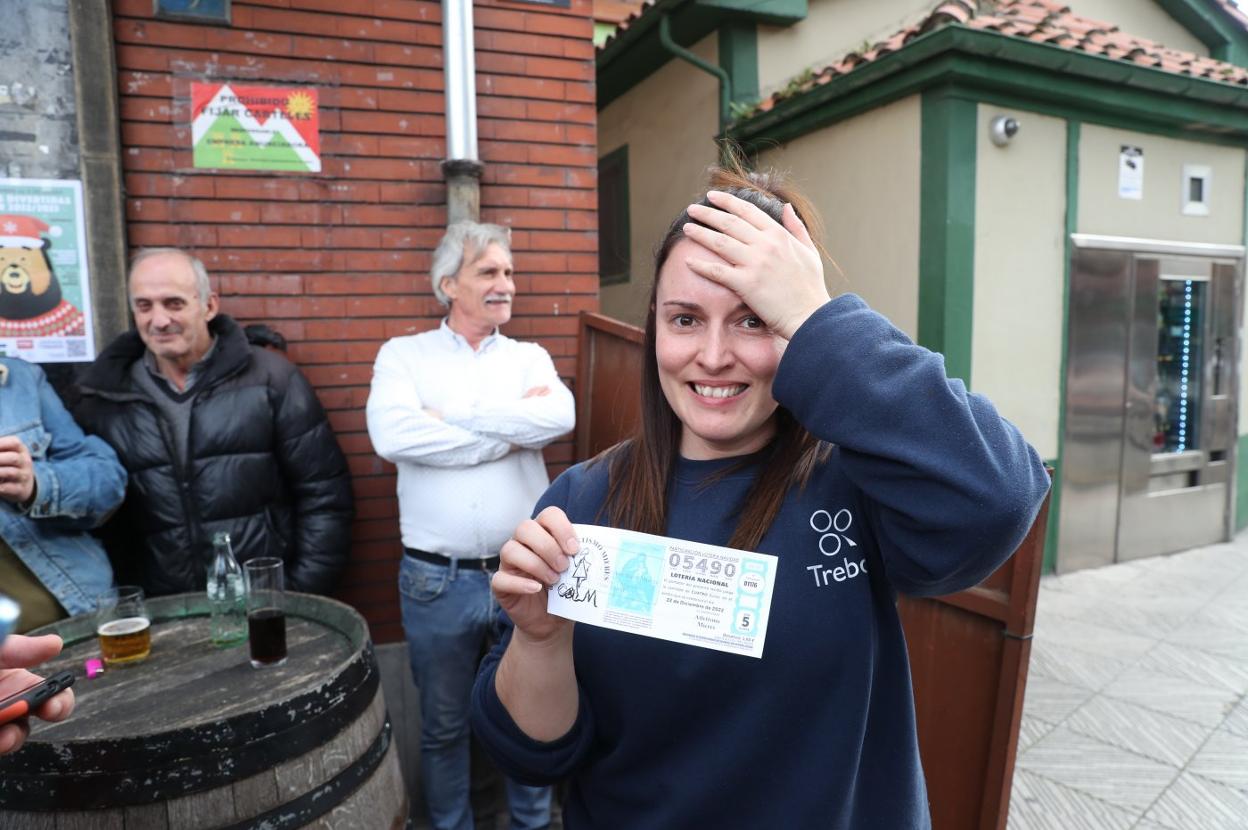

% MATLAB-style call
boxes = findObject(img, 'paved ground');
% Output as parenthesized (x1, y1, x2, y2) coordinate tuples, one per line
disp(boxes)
(1007, 534, 1248, 829)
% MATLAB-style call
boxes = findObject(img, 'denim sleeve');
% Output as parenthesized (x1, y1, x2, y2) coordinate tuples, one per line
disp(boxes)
(26, 365, 128, 527)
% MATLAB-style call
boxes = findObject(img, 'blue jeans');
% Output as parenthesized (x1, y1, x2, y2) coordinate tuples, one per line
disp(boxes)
(400, 556, 552, 830)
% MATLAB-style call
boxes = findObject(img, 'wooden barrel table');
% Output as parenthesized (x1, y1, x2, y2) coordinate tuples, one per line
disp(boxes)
(0, 593, 408, 830)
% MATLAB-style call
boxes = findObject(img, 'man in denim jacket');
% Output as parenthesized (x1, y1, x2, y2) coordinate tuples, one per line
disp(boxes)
(0, 357, 126, 631)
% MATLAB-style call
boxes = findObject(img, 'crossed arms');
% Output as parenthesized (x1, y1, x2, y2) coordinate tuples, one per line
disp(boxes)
(366, 339, 575, 468)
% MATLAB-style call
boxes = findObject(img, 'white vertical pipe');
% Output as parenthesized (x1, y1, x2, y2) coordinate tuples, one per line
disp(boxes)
(443, 0, 479, 162)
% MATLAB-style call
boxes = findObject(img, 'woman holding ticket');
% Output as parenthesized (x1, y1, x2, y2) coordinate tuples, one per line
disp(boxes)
(472, 165, 1050, 829)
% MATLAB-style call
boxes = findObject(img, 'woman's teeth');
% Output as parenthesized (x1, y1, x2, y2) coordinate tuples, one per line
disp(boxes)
(693, 383, 746, 398)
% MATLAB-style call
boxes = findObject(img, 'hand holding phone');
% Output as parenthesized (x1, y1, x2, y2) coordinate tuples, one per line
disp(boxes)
(0, 671, 75, 725)
(0, 631, 75, 755)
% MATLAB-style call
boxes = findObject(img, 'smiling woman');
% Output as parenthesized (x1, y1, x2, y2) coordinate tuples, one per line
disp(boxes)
(655, 242, 783, 460)
(605, 167, 833, 551)
(471, 165, 1052, 830)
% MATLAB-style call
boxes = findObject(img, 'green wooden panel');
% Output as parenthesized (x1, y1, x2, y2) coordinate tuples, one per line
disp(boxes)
(1237, 434, 1248, 530)
(918, 89, 976, 382)
(1043, 119, 1081, 575)
(696, 0, 805, 25)
(1240, 152, 1248, 533)
(598, 0, 802, 111)
(719, 22, 759, 109)
(1156, 0, 1248, 67)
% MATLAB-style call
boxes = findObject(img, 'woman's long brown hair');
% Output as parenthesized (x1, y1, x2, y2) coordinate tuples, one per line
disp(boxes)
(597, 164, 831, 552)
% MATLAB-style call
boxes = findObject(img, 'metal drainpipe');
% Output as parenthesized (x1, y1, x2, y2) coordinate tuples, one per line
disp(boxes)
(442, 0, 483, 224)
(658, 14, 732, 136)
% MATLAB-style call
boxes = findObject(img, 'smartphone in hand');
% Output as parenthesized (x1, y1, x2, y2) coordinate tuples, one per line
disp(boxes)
(0, 670, 75, 727)
(0, 592, 76, 728)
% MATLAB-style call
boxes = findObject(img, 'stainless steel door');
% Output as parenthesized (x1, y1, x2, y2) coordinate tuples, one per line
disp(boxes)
(1057, 247, 1132, 572)
(1059, 236, 1244, 572)
(1117, 257, 1235, 559)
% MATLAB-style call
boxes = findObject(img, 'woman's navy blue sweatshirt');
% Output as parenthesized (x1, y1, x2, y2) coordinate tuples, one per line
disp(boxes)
(471, 295, 1050, 829)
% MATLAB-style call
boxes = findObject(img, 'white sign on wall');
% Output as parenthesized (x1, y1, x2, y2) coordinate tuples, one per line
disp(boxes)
(0, 178, 95, 363)
(1119, 145, 1144, 200)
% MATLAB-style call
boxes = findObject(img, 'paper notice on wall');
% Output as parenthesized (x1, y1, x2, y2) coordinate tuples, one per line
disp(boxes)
(191, 82, 321, 173)
(1119, 145, 1144, 200)
(0, 178, 95, 363)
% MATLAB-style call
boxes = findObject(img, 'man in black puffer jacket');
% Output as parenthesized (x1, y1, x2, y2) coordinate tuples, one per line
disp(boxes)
(75, 248, 353, 596)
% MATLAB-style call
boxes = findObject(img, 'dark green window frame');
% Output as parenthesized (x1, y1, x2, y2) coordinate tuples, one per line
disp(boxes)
(598, 145, 631, 286)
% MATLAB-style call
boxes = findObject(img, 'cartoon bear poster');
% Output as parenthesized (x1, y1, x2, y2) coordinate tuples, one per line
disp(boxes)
(0, 179, 95, 362)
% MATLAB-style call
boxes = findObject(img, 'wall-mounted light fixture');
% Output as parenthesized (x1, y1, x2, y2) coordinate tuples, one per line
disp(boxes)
(989, 115, 1020, 147)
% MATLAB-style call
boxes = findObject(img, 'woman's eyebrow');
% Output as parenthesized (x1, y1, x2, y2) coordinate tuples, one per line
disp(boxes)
(660, 299, 751, 314)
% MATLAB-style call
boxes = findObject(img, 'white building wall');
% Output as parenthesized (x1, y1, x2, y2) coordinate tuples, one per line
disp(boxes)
(972, 105, 1068, 460)
(758, 95, 922, 337)
(756, 0, 933, 97)
(1066, 0, 1208, 54)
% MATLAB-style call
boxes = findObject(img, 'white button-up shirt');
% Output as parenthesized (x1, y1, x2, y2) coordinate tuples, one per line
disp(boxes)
(366, 320, 576, 558)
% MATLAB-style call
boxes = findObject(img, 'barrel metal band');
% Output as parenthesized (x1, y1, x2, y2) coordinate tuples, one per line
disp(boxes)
(220, 716, 395, 830)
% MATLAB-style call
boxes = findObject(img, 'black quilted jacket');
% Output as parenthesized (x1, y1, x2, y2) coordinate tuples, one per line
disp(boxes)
(75, 315, 353, 596)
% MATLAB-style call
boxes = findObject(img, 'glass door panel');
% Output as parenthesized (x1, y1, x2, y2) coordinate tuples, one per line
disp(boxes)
(1155, 277, 1206, 454)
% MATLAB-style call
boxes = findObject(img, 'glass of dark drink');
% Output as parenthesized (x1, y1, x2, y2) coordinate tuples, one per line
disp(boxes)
(243, 558, 287, 668)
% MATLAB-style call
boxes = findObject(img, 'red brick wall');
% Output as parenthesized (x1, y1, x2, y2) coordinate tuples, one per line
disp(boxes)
(113, 0, 598, 643)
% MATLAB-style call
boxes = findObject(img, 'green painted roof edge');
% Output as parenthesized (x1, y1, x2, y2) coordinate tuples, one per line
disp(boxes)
(598, 0, 691, 72)
(596, 0, 805, 111)
(1159, 0, 1248, 65)
(730, 24, 1248, 149)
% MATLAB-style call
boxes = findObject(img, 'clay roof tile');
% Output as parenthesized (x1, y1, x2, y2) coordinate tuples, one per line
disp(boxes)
(718, 0, 1248, 116)
(967, 15, 1009, 32)
(1010, 4, 1052, 25)
(930, 0, 975, 25)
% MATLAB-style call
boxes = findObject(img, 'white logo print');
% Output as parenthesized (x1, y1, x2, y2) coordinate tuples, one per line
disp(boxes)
(806, 508, 867, 588)
(810, 509, 857, 555)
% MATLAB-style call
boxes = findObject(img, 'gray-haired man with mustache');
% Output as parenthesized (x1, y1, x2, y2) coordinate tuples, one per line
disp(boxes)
(367, 222, 573, 830)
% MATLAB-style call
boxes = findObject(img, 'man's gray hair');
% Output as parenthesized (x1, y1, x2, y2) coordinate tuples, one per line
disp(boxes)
(128, 248, 212, 304)
(430, 222, 512, 307)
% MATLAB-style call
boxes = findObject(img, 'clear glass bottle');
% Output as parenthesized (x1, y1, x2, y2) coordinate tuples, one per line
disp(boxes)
(207, 531, 247, 648)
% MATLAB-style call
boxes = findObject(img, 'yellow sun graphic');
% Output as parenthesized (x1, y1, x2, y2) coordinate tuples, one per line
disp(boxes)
(285, 91, 316, 120)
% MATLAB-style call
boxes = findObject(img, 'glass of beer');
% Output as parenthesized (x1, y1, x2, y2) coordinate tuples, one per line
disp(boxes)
(244, 558, 287, 668)
(96, 586, 151, 666)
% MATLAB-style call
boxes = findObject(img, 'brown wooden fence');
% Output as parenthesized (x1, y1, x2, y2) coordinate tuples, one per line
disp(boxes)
(574, 312, 646, 460)
(574, 310, 1050, 830)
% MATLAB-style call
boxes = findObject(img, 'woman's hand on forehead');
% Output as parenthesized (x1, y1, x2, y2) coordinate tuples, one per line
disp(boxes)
(682, 190, 830, 341)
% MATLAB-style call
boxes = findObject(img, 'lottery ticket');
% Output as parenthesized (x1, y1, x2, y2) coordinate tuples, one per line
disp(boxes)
(546, 524, 778, 658)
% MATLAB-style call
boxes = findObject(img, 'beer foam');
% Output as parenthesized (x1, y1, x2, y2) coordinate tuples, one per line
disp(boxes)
(97, 616, 150, 636)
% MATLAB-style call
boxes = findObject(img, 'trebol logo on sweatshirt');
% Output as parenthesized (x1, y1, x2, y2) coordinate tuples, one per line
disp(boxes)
(805, 508, 868, 588)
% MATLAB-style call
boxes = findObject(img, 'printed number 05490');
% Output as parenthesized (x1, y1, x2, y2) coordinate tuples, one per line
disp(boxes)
(668, 553, 737, 579)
